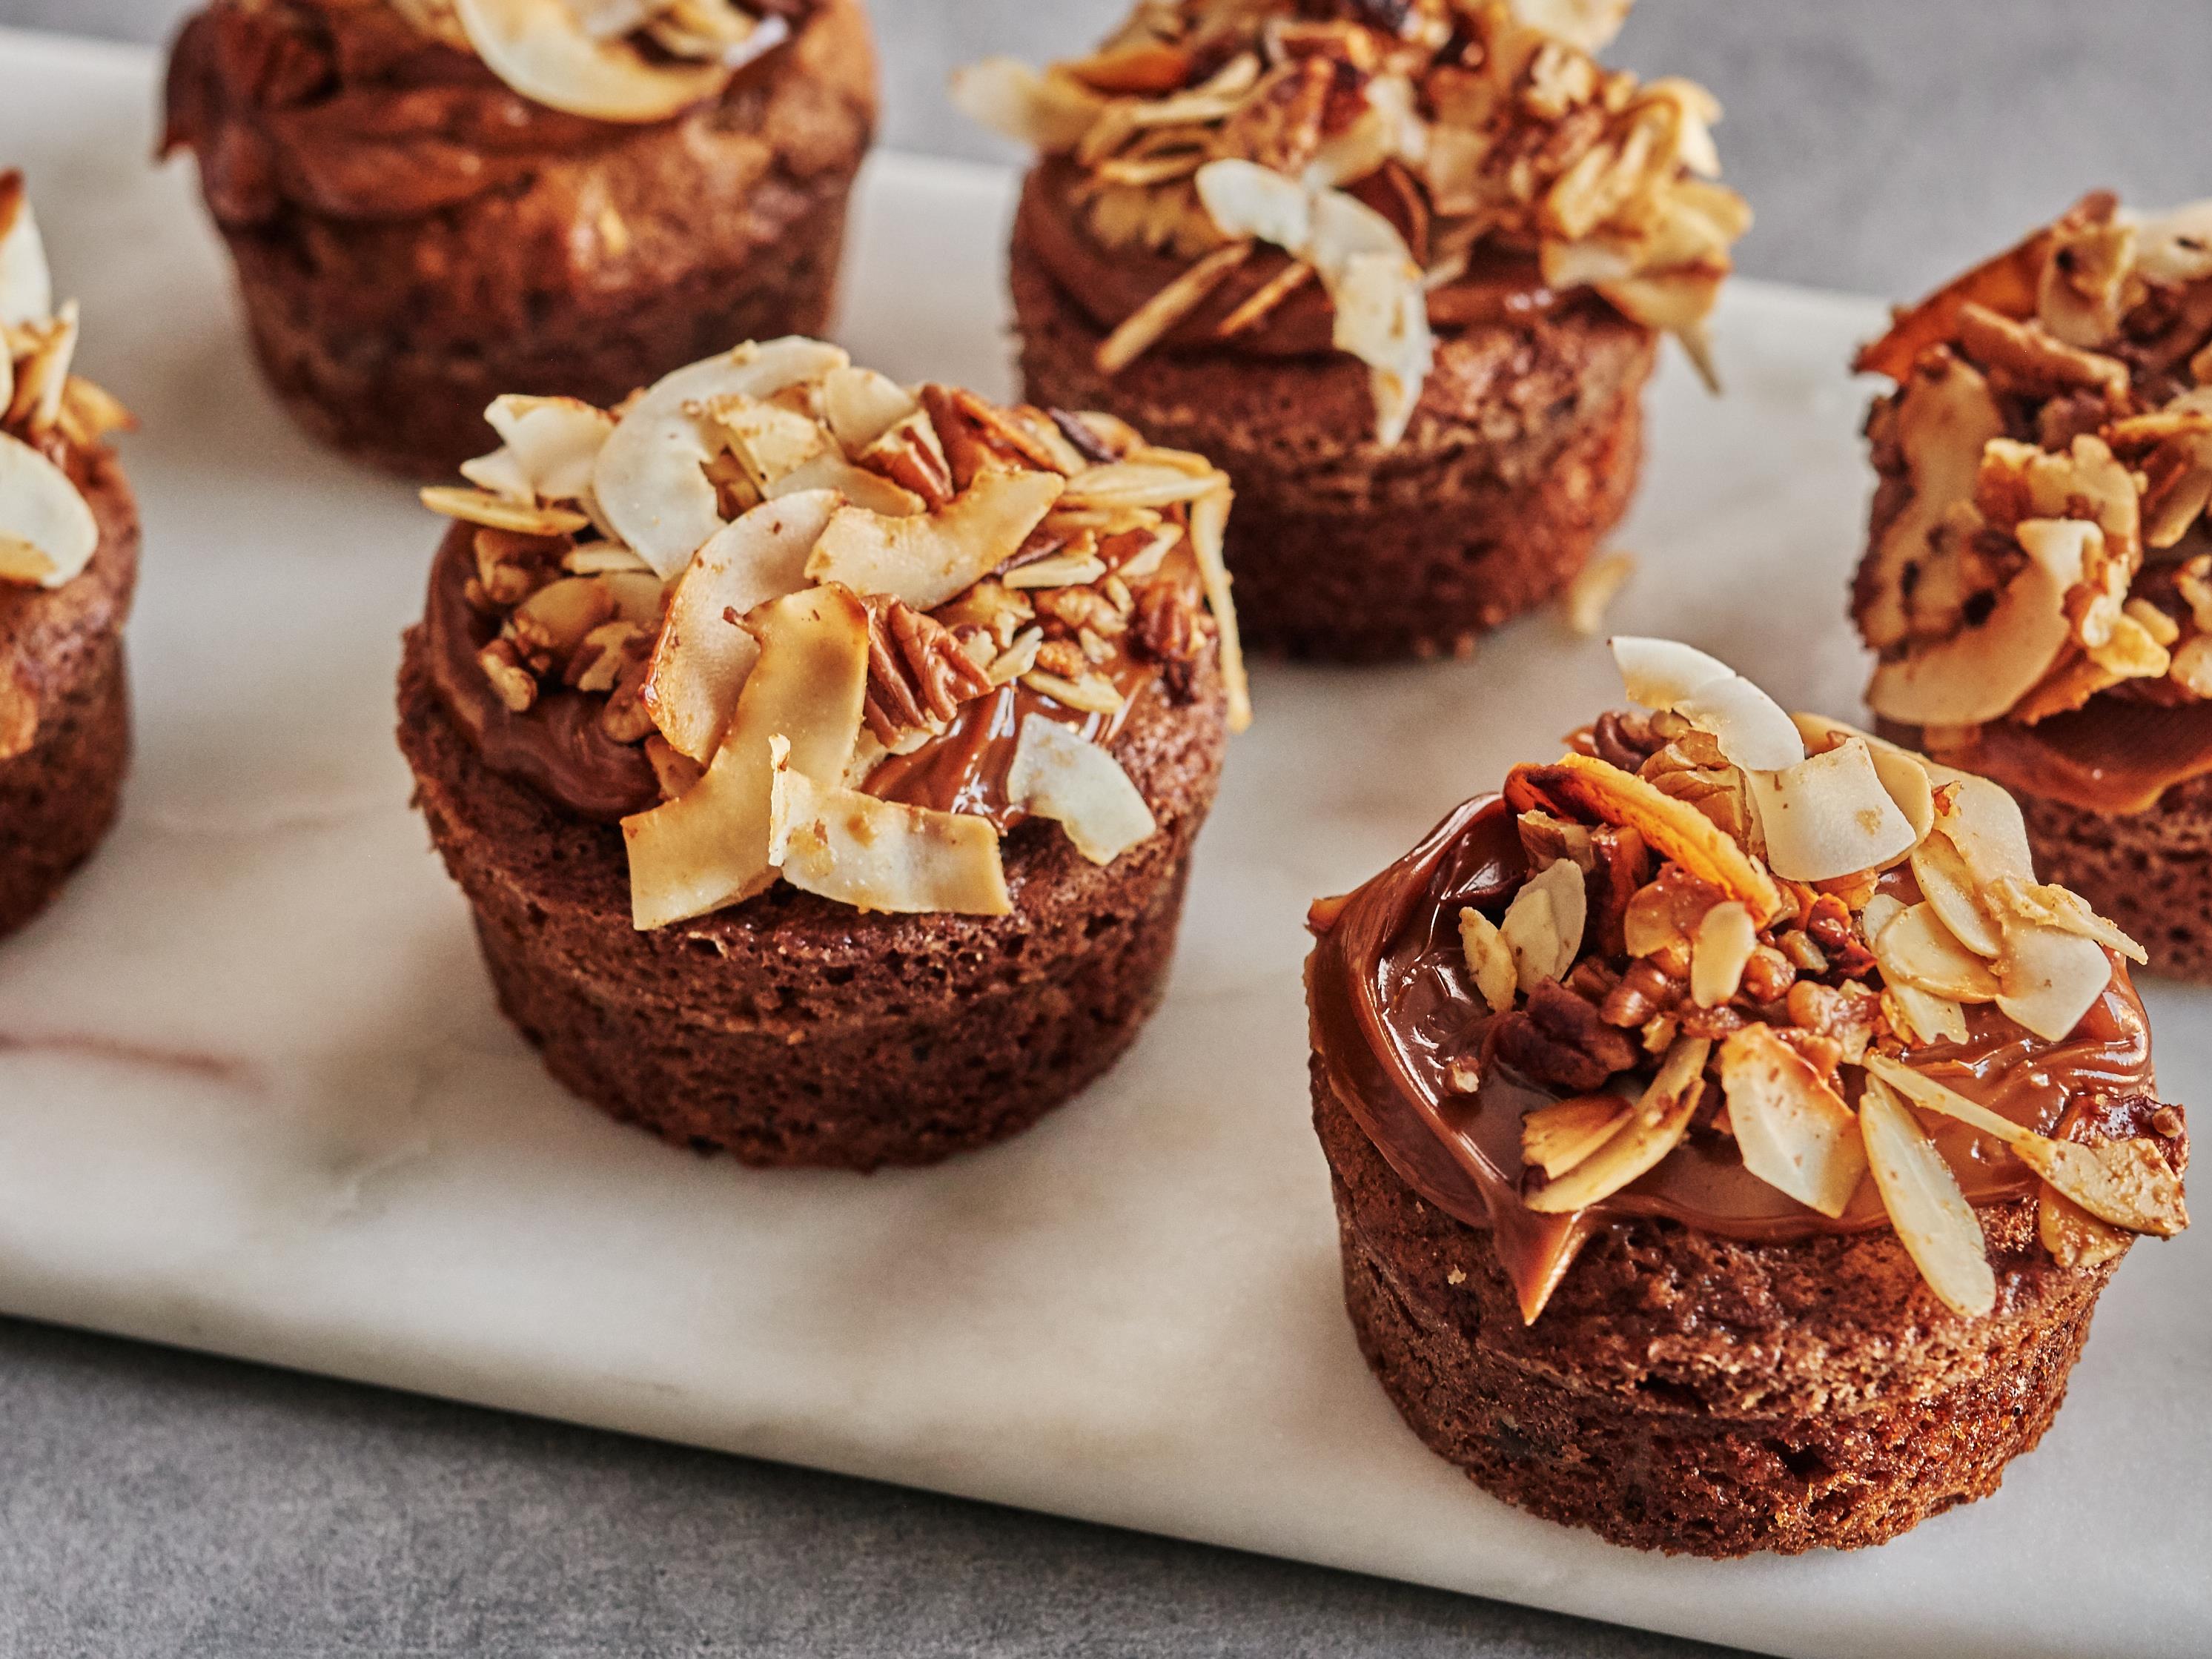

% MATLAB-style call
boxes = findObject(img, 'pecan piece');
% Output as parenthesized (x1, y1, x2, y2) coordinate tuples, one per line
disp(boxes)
(860, 595, 994, 746)
(1805, 893, 1878, 979)
(1130, 580, 1202, 701)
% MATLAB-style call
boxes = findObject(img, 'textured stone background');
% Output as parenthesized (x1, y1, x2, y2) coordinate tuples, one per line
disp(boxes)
(3, 2, 2208, 1655)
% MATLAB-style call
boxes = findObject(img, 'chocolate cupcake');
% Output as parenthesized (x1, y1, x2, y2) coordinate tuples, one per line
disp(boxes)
(397, 337, 1250, 1167)
(1850, 191, 2212, 980)
(0, 173, 142, 938)
(1307, 638, 2190, 1556)
(957, 0, 1746, 660)
(162, 0, 877, 477)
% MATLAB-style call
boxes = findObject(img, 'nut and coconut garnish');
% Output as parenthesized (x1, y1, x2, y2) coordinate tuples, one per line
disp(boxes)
(0, 171, 133, 595)
(420, 337, 1248, 930)
(1464, 638, 2188, 1322)
(1858, 191, 2212, 733)
(391, 0, 795, 123)
(956, 0, 1748, 444)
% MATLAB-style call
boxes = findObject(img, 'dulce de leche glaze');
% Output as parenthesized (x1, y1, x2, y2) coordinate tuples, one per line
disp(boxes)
(1904, 699, 2212, 816)
(423, 526, 1186, 830)
(1305, 795, 2157, 1317)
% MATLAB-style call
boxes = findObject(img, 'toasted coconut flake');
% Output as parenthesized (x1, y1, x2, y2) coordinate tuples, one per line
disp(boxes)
(1863, 1054, 2186, 1235)
(1867, 556, 2074, 726)
(0, 171, 51, 327)
(821, 366, 918, 455)
(1563, 551, 1635, 636)
(2135, 196, 2212, 285)
(1930, 774, 2035, 887)
(1872, 901, 2001, 1001)
(0, 429, 96, 590)
(1611, 635, 1731, 707)
(419, 486, 590, 537)
(454, 0, 728, 122)
(807, 468, 1065, 612)
(950, 57, 1107, 151)
(1689, 899, 1755, 1007)
(1746, 738, 1916, 882)
(463, 394, 613, 505)
(641, 489, 835, 763)
(2039, 1182, 2130, 1268)
(593, 338, 850, 577)
(1523, 1036, 1709, 1218)
(1858, 1078, 1996, 1319)
(1511, 755, 1786, 924)
(1458, 907, 1517, 1016)
(1500, 855, 1587, 993)
(1004, 714, 1156, 864)
(769, 749, 1010, 915)
(1188, 482, 1251, 733)
(1718, 1024, 1869, 1218)
(1986, 876, 2147, 964)
(1520, 1093, 1635, 1179)
(1992, 910, 2112, 1042)
(1610, 636, 1804, 770)
(621, 584, 869, 930)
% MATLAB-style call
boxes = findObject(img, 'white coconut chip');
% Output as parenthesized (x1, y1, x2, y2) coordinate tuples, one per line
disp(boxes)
(821, 365, 919, 456)
(0, 172, 51, 328)
(593, 338, 850, 578)
(1858, 1077, 1997, 1319)
(1004, 714, 1156, 865)
(1991, 913, 2113, 1042)
(454, 0, 729, 122)
(0, 428, 96, 589)
(1609, 636, 1805, 772)
(641, 489, 836, 764)
(806, 468, 1064, 612)
(950, 58, 1107, 153)
(1746, 737, 1917, 882)
(621, 583, 869, 930)
(461, 394, 613, 506)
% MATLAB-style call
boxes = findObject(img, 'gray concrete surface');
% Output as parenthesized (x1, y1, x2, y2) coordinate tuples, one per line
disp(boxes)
(4, 1, 2208, 1655)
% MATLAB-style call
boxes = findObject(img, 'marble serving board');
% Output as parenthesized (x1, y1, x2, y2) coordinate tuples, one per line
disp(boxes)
(1, 28, 2206, 1659)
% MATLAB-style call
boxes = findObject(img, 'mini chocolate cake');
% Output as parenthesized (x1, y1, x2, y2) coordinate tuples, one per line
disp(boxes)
(1851, 191, 2212, 978)
(960, 0, 1744, 660)
(163, 0, 877, 477)
(1307, 638, 2190, 1556)
(0, 174, 142, 938)
(397, 337, 1248, 1167)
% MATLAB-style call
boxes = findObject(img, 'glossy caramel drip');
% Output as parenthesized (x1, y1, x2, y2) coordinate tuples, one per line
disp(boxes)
(1919, 698, 2212, 815)
(1306, 796, 2157, 1314)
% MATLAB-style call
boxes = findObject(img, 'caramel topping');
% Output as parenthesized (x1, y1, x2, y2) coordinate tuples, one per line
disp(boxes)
(1306, 797, 2158, 1315)
(1913, 698, 2212, 816)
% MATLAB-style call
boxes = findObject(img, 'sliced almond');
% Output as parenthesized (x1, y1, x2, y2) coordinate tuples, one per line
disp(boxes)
(1746, 738, 1917, 882)
(621, 583, 869, 930)
(1910, 828, 2002, 958)
(0, 428, 96, 589)
(420, 485, 589, 537)
(641, 490, 836, 763)
(1872, 901, 2001, 1001)
(1884, 983, 1970, 1047)
(453, 0, 728, 122)
(1458, 907, 1518, 1016)
(593, 338, 850, 577)
(1500, 856, 1587, 993)
(1003, 714, 1156, 864)
(1930, 773, 2035, 887)
(1863, 1053, 2187, 1236)
(1858, 1077, 1997, 1319)
(806, 468, 1064, 612)
(2039, 1182, 2130, 1268)
(1689, 899, 1755, 1007)
(1986, 877, 2147, 965)
(1059, 461, 1222, 511)
(1523, 1036, 1710, 1216)
(1992, 913, 2112, 1043)
(1718, 1024, 1869, 1219)
(769, 750, 1010, 915)
(1520, 1093, 1635, 1179)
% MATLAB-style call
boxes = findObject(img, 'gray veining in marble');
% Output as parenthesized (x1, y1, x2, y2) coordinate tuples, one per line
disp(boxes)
(3, 4, 2209, 1657)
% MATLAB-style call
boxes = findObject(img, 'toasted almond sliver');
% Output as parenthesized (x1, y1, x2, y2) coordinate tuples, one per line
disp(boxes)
(1501, 857, 1587, 994)
(1002, 553, 1108, 590)
(1520, 1093, 1635, 1179)
(1020, 669, 1122, 715)
(2039, 1182, 2130, 1268)
(1718, 1024, 1869, 1219)
(1096, 239, 1254, 376)
(1859, 1078, 1997, 1319)
(1523, 1036, 1710, 1219)
(1458, 907, 1517, 1016)
(1872, 901, 2001, 1002)
(1987, 877, 2147, 964)
(1059, 461, 1223, 511)
(1862, 1053, 2188, 1235)
(1689, 900, 1755, 1007)
(420, 486, 589, 536)
(821, 365, 918, 456)
(0, 429, 96, 590)
(1883, 983, 1970, 1047)
(1186, 482, 1250, 732)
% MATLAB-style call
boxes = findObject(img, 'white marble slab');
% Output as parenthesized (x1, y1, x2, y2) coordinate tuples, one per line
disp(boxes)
(0, 29, 2205, 1659)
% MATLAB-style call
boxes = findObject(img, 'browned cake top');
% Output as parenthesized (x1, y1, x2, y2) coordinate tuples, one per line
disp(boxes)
(1853, 191, 2212, 812)
(414, 337, 1246, 930)
(161, 0, 821, 221)
(958, 0, 1746, 444)
(1308, 639, 2190, 1323)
